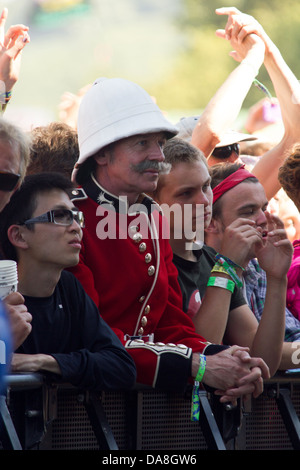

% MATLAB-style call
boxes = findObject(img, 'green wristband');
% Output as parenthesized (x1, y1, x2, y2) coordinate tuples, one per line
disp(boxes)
(207, 276, 235, 293)
(195, 354, 206, 382)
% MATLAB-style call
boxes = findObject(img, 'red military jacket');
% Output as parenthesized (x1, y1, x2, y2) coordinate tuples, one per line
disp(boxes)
(69, 175, 209, 391)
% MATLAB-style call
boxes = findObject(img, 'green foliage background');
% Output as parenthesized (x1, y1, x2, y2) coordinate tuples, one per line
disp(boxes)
(2, 0, 300, 123)
(150, 0, 300, 112)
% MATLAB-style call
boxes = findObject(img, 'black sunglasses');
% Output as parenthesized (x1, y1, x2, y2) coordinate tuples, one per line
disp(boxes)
(0, 171, 21, 192)
(212, 143, 240, 160)
(22, 208, 85, 228)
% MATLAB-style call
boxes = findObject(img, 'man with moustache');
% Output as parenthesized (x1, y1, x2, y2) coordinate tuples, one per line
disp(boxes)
(69, 77, 269, 402)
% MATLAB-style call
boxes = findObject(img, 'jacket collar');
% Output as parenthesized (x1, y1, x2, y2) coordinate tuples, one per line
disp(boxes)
(82, 173, 159, 215)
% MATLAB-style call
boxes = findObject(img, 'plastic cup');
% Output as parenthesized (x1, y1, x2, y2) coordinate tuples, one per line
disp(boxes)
(0, 260, 17, 270)
(0, 260, 18, 299)
(0, 283, 18, 300)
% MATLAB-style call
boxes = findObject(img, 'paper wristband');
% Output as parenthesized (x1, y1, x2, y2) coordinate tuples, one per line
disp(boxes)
(207, 276, 235, 293)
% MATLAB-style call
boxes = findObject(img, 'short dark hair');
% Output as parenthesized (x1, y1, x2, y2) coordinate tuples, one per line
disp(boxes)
(0, 172, 74, 261)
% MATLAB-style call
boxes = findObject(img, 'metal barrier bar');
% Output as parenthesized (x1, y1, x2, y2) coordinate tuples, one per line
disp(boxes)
(0, 395, 22, 450)
(198, 391, 226, 450)
(83, 391, 119, 450)
(276, 387, 300, 450)
(2, 372, 300, 450)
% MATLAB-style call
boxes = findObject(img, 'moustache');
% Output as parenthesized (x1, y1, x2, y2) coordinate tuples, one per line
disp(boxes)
(132, 160, 172, 175)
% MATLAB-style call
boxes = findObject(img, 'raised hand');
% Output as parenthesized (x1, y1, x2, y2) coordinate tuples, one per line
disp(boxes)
(215, 6, 272, 53)
(0, 7, 30, 94)
(255, 211, 293, 279)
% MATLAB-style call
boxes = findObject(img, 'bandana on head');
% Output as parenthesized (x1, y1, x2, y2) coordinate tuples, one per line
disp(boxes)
(212, 165, 256, 204)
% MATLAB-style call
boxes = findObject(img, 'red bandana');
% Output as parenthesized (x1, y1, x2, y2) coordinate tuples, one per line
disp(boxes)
(212, 165, 256, 204)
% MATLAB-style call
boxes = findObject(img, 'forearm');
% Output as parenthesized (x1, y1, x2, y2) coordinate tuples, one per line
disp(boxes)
(194, 284, 232, 343)
(279, 342, 300, 370)
(191, 49, 263, 156)
(11, 353, 62, 375)
(263, 46, 300, 130)
(252, 47, 300, 199)
(250, 276, 286, 375)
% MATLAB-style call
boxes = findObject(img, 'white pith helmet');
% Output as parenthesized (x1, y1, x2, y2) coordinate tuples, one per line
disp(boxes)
(72, 77, 178, 182)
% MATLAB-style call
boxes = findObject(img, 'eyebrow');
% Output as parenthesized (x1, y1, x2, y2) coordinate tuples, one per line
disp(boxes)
(237, 201, 268, 212)
(50, 204, 78, 211)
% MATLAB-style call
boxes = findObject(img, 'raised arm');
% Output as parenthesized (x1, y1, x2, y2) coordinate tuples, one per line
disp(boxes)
(216, 7, 300, 199)
(190, 21, 265, 157)
(0, 7, 30, 111)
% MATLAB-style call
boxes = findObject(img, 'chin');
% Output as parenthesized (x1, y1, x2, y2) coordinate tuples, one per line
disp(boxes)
(64, 257, 80, 268)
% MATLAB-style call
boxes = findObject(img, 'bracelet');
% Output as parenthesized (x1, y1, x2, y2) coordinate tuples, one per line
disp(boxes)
(0, 91, 12, 104)
(214, 257, 243, 288)
(211, 264, 230, 275)
(195, 354, 206, 382)
(191, 354, 206, 422)
(215, 253, 244, 271)
(207, 276, 235, 293)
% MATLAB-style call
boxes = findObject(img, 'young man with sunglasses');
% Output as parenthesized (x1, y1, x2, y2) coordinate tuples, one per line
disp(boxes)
(0, 172, 136, 391)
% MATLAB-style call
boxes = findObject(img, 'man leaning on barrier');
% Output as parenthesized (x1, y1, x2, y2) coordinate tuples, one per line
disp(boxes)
(68, 77, 269, 403)
(0, 172, 136, 391)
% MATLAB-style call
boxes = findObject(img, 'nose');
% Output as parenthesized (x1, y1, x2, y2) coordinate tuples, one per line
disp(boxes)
(256, 209, 268, 227)
(68, 218, 82, 236)
(196, 187, 212, 209)
(148, 141, 165, 162)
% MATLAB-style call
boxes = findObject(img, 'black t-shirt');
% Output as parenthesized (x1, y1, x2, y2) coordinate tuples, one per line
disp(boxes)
(172, 244, 246, 319)
(18, 270, 136, 391)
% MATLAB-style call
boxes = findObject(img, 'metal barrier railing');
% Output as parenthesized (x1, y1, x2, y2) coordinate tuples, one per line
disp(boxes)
(1, 371, 300, 450)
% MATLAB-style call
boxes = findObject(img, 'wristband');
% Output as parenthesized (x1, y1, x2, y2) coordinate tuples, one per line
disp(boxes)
(0, 91, 12, 104)
(195, 354, 206, 382)
(215, 253, 244, 271)
(191, 355, 206, 422)
(207, 276, 235, 293)
(214, 256, 243, 288)
(211, 264, 230, 275)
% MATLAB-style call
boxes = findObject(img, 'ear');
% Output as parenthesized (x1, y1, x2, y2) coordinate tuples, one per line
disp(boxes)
(204, 217, 222, 235)
(94, 148, 110, 167)
(7, 225, 29, 250)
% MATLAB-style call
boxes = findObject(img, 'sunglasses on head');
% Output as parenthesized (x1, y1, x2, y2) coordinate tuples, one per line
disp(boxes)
(21, 208, 85, 228)
(212, 143, 240, 160)
(0, 171, 21, 192)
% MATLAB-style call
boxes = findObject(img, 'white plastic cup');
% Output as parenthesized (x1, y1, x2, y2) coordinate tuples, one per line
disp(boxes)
(0, 260, 17, 270)
(0, 283, 18, 300)
(0, 260, 18, 299)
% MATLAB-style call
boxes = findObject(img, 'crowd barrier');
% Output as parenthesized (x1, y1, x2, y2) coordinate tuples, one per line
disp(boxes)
(1, 370, 300, 450)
